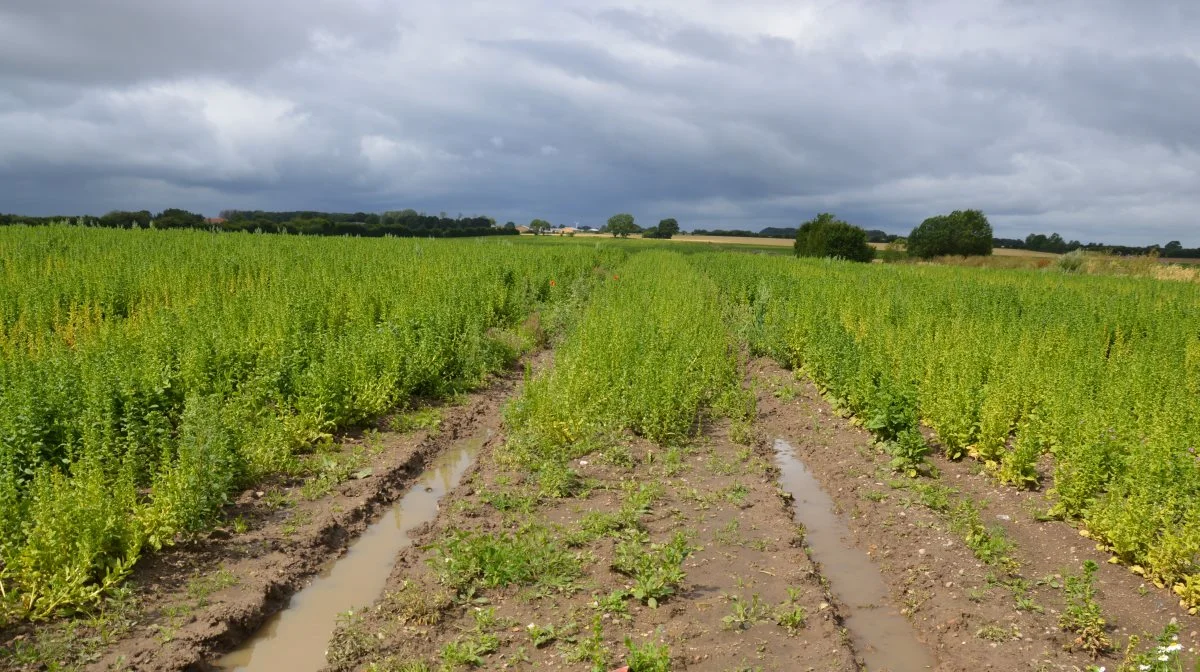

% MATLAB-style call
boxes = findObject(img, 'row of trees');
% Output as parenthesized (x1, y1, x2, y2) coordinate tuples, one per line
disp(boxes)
(693, 226, 898, 243)
(220, 209, 512, 238)
(0, 209, 519, 239)
(521, 214, 679, 238)
(4, 209, 1192, 257)
(794, 209, 996, 262)
(994, 233, 1200, 258)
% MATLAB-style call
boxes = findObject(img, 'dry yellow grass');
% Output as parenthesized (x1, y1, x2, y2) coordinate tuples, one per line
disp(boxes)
(866, 242, 1059, 258)
(672, 235, 792, 246)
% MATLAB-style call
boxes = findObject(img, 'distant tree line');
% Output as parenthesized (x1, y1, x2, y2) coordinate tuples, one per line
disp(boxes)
(993, 233, 1200, 258)
(692, 226, 898, 243)
(0, 209, 518, 238)
(3, 209, 1194, 257)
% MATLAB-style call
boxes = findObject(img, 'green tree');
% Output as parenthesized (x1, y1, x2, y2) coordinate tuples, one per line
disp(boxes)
(648, 218, 679, 239)
(153, 208, 205, 229)
(907, 209, 993, 258)
(529, 219, 551, 235)
(793, 213, 875, 262)
(608, 213, 637, 238)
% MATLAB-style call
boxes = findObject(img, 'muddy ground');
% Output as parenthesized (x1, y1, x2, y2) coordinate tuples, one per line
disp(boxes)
(322, 408, 859, 670)
(6, 355, 1198, 671)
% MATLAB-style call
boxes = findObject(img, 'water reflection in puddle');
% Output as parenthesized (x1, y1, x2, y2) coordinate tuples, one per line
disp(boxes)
(774, 438, 936, 672)
(216, 433, 487, 672)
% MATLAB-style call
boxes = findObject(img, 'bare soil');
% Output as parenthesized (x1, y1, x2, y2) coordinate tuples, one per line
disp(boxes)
(322, 419, 859, 670)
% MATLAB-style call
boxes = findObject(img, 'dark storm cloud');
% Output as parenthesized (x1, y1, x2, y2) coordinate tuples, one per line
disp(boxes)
(0, 0, 1197, 244)
(0, 0, 401, 85)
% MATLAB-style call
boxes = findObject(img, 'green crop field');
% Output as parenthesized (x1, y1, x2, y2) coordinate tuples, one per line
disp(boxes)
(3, 225, 1200, 661)
(0, 226, 617, 621)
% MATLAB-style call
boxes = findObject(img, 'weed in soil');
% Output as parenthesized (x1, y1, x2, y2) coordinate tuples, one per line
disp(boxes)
(1060, 560, 1113, 655)
(431, 525, 583, 596)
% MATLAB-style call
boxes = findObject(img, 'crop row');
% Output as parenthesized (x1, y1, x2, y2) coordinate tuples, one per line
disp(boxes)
(502, 250, 745, 482)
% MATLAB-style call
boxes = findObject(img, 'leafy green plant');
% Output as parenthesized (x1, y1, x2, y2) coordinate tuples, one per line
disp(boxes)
(865, 386, 918, 442)
(562, 615, 610, 671)
(1060, 560, 1112, 654)
(612, 532, 695, 608)
(909, 483, 956, 512)
(431, 525, 582, 595)
(888, 428, 931, 478)
(722, 593, 770, 630)
(774, 598, 808, 634)
(527, 622, 559, 648)
(624, 636, 671, 672)
(949, 500, 1018, 570)
(439, 632, 500, 668)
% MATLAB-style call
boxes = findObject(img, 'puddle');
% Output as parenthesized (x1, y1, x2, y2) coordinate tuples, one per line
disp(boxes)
(774, 439, 936, 672)
(216, 432, 488, 672)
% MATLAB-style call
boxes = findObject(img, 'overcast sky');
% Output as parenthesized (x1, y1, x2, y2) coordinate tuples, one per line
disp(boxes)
(1, 0, 1197, 244)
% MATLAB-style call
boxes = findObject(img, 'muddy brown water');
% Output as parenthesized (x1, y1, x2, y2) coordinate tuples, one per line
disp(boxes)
(215, 433, 488, 672)
(774, 439, 936, 672)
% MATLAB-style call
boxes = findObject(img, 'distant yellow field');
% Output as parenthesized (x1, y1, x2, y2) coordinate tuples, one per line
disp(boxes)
(673, 235, 792, 246)
(866, 242, 1060, 258)
(564, 232, 793, 247)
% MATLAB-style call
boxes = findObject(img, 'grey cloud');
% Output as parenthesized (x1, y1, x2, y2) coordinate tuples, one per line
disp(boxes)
(1, 0, 1198, 244)
(0, 0, 401, 85)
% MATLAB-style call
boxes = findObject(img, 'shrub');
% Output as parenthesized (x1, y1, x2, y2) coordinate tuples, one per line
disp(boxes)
(1056, 249, 1085, 272)
(793, 213, 875, 262)
(907, 209, 993, 258)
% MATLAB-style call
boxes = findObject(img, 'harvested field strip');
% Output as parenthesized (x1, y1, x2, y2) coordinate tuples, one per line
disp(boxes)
(694, 251, 1200, 601)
